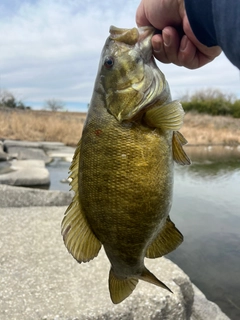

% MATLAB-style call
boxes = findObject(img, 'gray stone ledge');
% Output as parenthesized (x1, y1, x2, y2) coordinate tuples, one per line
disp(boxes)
(0, 184, 72, 207)
(0, 206, 230, 320)
(0, 160, 50, 186)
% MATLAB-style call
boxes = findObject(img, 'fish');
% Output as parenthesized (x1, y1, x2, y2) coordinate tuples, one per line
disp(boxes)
(61, 25, 191, 304)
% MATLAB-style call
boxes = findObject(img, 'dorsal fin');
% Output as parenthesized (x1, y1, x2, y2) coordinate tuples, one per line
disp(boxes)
(172, 131, 191, 166)
(61, 139, 102, 263)
(146, 216, 183, 258)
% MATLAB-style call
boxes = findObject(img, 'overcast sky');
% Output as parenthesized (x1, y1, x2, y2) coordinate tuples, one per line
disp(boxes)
(0, 0, 239, 111)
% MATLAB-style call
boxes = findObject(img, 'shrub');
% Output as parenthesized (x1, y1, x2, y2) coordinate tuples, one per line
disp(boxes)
(231, 100, 240, 118)
(181, 89, 240, 118)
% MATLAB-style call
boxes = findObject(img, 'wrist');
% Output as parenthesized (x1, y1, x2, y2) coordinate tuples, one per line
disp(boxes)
(184, 0, 217, 46)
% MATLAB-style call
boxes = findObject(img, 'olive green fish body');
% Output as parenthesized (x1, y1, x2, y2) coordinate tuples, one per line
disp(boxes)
(80, 93, 173, 278)
(61, 25, 191, 304)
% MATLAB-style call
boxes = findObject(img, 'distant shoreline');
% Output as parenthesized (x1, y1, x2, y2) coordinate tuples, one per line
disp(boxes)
(0, 109, 240, 147)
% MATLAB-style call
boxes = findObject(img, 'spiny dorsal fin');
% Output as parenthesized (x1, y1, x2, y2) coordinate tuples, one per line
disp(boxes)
(109, 268, 138, 304)
(140, 267, 172, 293)
(144, 100, 185, 131)
(172, 131, 191, 166)
(61, 139, 101, 263)
(146, 216, 183, 258)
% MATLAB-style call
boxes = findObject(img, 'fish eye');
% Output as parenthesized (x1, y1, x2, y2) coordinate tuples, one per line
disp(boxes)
(104, 56, 114, 69)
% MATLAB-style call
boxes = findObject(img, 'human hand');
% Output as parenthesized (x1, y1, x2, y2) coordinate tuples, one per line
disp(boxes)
(136, 0, 221, 69)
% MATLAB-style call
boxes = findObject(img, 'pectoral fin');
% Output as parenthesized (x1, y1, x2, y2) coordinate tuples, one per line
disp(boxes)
(144, 100, 184, 131)
(172, 131, 191, 165)
(146, 216, 183, 258)
(61, 139, 101, 263)
(109, 268, 138, 304)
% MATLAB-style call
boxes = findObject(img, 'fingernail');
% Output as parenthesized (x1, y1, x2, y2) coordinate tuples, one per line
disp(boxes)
(153, 44, 161, 53)
(152, 39, 162, 53)
(163, 31, 171, 47)
(180, 36, 188, 52)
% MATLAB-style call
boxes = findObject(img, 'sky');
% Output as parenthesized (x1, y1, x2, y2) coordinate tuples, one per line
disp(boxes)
(0, 0, 239, 112)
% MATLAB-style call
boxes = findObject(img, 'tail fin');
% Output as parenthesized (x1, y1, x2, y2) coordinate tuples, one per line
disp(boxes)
(109, 268, 138, 304)
(140, 267, 173, 293)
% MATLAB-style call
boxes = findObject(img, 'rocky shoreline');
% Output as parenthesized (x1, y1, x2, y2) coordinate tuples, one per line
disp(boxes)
(0, 139, 230, 319)
(0, 139, 75, 187)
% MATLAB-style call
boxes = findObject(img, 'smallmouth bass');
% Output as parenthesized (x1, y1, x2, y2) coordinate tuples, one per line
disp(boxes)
(61, 26, 190, 304)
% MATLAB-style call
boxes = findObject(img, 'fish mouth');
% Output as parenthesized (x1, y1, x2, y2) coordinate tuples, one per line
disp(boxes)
(109, 25, 155, 70)
(108, 26, 166, 123)
(109, 25, 154, 52)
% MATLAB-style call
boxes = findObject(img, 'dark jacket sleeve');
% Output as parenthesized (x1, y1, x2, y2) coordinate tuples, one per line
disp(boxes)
(184, 0, 240, 69)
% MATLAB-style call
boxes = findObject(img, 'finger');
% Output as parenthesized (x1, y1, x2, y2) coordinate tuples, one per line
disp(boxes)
(178, 36, 222, 69)
(178, 36, 198, 69)
(152, 34, 170, 64)
(136, 0, 150, 27)
(161, 27, 182, 66)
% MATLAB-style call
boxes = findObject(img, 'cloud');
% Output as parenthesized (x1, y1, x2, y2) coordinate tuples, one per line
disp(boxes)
(159, 53, 240, 99)
(0, 0, 239, 110)
(0, 0, 140, 106)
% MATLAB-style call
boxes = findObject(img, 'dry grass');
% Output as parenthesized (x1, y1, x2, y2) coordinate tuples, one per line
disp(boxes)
(181, 112, 240, 145)
(0, 109, 239, 146)
(0, 109, 85, 146)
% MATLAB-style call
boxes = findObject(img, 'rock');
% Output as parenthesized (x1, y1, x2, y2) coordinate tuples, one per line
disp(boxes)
(0, 140, 76, 188)
(0, 185, 73, 207)
(0, 206, 230, 320)
(0, 141, 8, 161)
(40, 141, 75, 161)
(7, 147, 52, 163)
(40, 141, 66, 150)
(3, 140, 67, 152)
(0, 159, 50, 186)
(3, 139, 75, 162)
(190, 285, 230, 320)
(46, 146, 75, 162)
(0, 162, 14, 174)
(3, 139, 42, 151)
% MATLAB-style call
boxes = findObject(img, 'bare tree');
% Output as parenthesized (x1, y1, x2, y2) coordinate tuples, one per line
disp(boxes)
(44, 98, 65, 111)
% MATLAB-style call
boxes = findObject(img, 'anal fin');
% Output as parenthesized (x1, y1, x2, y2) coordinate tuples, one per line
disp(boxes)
(140, 267, 172, 293)
(109, 268, 138, 304)
(172, 131, 191, 166)
(61, 138, 101, 263)
(146, 216, 183, 258)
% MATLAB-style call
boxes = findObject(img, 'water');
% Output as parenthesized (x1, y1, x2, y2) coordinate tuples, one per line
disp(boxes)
(168, 159, 240, 319)
(47, 158, 72, 192)
(47, 146, 240, 319)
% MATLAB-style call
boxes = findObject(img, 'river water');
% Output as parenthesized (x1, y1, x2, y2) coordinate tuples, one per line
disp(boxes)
(47, 145, 240, 319)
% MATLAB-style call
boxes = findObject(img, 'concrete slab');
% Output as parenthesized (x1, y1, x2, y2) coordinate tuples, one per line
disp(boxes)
(0, 184, 73, 207)
(0, 207, 229, 320)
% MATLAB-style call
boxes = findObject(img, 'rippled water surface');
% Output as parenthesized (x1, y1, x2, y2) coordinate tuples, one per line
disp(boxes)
(48, 146, 240, 319)
(168, 147, 240, 320)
